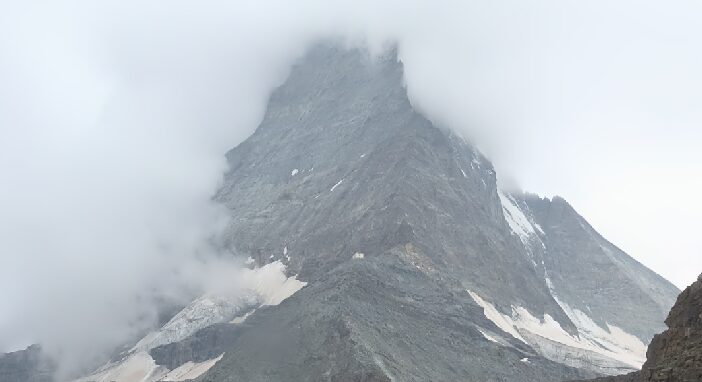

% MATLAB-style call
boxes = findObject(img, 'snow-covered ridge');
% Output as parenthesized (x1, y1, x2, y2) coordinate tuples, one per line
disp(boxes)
(76, 261, 306, 382)
(467, 290, 646, 371)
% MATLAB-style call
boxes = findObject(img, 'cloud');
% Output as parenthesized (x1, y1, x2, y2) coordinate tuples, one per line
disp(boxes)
(1, 0, 701, 377)
(0, 0, 319, 376)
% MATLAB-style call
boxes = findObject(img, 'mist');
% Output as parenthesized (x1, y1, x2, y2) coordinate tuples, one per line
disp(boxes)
(0, 0, 325, 375)
(1, 0, 700, 377)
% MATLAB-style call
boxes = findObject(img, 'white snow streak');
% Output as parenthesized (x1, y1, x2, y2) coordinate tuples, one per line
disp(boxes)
(229, 309, 255, 324)
(330, 179, 344, 192)
(477, 328, 500, 343)
(498, 190, 536, 244)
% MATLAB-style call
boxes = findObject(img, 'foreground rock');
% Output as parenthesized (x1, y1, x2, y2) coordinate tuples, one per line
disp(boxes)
(576, 273, 702, 382)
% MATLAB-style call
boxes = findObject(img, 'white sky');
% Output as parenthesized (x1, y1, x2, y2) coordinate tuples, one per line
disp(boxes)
(1, 0, 700, 369)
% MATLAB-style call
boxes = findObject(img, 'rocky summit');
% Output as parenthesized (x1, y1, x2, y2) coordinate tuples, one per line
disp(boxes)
(0, 44, 681, 382)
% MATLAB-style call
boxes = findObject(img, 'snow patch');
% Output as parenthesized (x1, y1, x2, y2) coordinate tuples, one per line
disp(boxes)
(467, 291, 525, 342)
(291, 168, 298, 176)
(161, 353, 224, 381)
(230, 309, 255, 324)
(352, 252, 365, 260)
(545, 276, 555, 292)
(251, 261, 306, 306)
(477, 328, 500, 343)
(533, 223, 545, 235)
(498, 190, 536, 244)
(74, 351, 166, 382)
(330, 179, 344, 192)
(467, 290, 646, 369)
(552, 295, 647, 368)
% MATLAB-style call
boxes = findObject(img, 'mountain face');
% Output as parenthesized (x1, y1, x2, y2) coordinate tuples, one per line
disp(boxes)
(577, 273, 702, 382)
(1, 43, 680, 382)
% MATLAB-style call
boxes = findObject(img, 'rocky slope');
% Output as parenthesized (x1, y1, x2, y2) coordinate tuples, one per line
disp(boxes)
(576, 273, 702, 382)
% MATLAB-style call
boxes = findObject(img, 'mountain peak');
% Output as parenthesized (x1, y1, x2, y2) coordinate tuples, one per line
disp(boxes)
(209, 43, 679, 380)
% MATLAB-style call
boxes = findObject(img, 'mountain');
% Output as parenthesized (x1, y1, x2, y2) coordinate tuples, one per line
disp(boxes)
(202, 44, 679, 380)
(1, 43, 680, 382)
(576, 273, 702, 382)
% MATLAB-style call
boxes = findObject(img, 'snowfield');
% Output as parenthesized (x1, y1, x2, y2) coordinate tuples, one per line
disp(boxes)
(468, 289, 646, 370)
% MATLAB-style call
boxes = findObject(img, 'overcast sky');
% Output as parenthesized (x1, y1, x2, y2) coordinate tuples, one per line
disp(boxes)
(1, 0, 700, 371)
